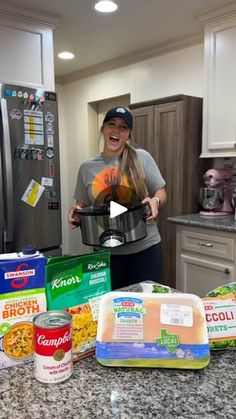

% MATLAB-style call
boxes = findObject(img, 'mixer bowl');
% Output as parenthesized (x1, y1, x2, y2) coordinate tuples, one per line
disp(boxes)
(199, 187, 221, 210)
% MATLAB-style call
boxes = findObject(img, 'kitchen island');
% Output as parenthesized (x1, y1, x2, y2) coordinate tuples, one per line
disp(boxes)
(0, 350, 235, 418)
(1, 282, 235, 418)
(0, 351, 236, 419)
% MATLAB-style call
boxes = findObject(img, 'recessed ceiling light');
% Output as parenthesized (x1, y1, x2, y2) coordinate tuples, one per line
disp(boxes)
(58, 51, 75, 60)
(94, 1, 118, 13)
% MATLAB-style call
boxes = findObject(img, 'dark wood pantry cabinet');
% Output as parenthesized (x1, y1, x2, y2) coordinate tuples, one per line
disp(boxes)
(130, 95, 210, 288)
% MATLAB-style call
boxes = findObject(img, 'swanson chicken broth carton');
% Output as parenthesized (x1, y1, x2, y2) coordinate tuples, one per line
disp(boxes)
(0, 252, 46, 369)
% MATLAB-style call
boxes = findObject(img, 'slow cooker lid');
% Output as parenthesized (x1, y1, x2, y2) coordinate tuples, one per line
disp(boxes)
(77, 201, 145, 216)
(77, 205, 109, 215)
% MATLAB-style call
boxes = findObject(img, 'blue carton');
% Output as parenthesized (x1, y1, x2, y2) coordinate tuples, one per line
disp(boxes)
(0, 252, 46, 369)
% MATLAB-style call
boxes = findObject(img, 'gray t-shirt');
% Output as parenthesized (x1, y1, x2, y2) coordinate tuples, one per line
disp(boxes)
(74, 149, 165, 255)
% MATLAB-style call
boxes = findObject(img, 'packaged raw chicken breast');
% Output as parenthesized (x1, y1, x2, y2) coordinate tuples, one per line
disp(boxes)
(96, 292, 210, 369)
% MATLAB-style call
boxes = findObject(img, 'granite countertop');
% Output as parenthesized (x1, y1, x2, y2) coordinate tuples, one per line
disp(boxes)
(1, 282, 235, 418)
(0, 350, 235, 419)
(168, 213, 236, 232)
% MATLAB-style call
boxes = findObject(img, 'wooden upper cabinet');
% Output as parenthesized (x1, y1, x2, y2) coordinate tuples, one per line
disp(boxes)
(130, 95, 210, 288)
(132, 106, 154, 153)
(153, 101, 182, 196)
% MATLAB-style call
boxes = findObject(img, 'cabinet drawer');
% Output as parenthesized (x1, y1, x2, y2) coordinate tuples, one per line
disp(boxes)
(178, 254, 234, 295)
(180, 230, 234, 261)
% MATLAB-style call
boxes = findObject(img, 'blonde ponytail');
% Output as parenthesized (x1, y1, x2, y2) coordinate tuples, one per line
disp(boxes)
(118, 142, 148, 201)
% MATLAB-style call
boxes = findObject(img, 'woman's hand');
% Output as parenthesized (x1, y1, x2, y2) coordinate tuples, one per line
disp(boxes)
(142, 197, 159, 221)
(142, 187, 167, 221)
(68, 202, 83, 229)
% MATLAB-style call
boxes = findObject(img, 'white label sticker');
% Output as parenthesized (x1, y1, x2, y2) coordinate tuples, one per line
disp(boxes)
(24, 110, 44, 145)
(25, 133, 44, 144)
(47, 135, 54, 147)
(21, 180, 45, 207)
(41, 177, 53, 187)
(45, 112, 55, 123)
(160, 304, 193, 327)
(88, 296, 103, 321)
(10, 109, 22, 120)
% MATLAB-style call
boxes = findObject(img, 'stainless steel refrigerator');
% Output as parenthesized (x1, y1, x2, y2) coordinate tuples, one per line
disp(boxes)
(0, 83, 62, 255)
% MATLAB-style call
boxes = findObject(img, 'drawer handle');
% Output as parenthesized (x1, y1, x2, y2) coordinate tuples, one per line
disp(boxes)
(198, 242, 213, 247)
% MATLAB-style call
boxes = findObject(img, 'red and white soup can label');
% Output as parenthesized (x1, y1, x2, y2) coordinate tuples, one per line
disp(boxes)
(33, 311, 73, 383)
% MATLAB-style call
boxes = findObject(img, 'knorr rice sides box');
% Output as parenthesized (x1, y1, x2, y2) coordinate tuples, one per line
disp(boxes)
(0, 252, 46, 369)
(45, 251, 111, 361)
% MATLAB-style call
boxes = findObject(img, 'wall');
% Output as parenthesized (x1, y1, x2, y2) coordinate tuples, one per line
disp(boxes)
(57, 43, 204, 255)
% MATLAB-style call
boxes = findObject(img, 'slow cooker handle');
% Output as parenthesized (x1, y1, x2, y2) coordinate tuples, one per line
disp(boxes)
(71, 220, 81, 228)
(71, 209, 82, 228)
(143, 203, 151, 221)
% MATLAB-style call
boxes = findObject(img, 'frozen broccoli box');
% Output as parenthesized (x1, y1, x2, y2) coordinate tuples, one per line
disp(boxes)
(202, 282, 236, 350)
(96, 292, 210, 369)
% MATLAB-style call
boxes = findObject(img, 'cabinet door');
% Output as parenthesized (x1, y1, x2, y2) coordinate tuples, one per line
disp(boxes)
(0, 21, 54, 90)
(154, 102, 183, 206)
(131, 101, 184, 288)
(131, 107, 154, 154)
(202, 19, 236, 157)
(178, 254, 234, 296)
(130, 97, 204, 289)
(154, 101, 183, 288)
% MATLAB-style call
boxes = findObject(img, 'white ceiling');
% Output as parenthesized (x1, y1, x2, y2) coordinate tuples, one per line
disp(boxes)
(1, 0, 230, 80)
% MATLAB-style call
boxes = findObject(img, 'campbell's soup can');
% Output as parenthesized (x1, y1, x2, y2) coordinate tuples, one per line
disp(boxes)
(33, 310, 73, 383)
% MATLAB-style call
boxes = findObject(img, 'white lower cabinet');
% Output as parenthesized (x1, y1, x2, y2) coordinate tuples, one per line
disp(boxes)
(176, 225, 235, 296)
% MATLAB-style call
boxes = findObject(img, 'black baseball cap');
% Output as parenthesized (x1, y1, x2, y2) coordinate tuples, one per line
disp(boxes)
(103, 107, 133, 130)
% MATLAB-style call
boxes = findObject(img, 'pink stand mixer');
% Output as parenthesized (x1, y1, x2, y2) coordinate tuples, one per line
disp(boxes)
(199, 169, 233, 216)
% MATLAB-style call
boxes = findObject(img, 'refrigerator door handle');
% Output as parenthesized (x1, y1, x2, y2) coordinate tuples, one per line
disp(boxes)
(1, 98, 14, 243)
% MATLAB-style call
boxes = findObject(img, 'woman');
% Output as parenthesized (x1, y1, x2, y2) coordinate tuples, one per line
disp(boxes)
(68, 106, 167, 289)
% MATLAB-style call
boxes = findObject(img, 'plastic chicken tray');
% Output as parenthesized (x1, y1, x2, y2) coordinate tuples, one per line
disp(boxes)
(96, 292, 210, 369)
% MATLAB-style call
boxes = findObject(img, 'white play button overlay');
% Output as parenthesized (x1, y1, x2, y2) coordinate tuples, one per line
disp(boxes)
(110, 201, 128, 218)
